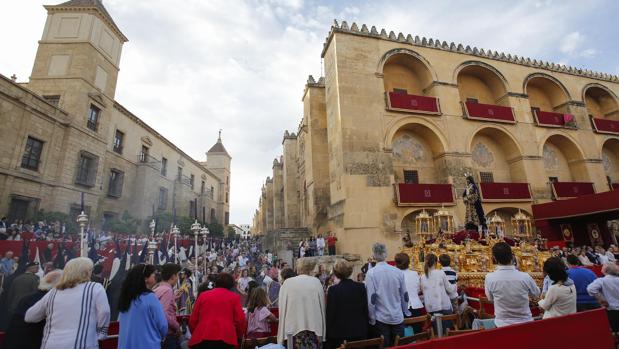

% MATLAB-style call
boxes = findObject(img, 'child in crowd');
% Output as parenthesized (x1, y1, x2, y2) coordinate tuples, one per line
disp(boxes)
(246, 287, 278, 339)
(439, 254, 459, 311)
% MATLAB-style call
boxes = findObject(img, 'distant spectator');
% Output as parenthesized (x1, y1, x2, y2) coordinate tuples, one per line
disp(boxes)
(0, 251, 15, 275)
(91, 263, 105, 284)
(316, 264, 330, 287)
(280, 268, 296, 284)
(578, 249, 594, 267)
(421, 254, 457, 332)
(316, 234, 326, 256)
(587, 262, 619, 331)
(538, 257, 576, 319)
(327, 232, 338, 256)
(566, 254, 599, 311)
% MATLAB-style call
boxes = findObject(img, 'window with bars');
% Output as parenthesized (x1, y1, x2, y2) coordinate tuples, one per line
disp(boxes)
(177, 167, 183, 182)
(107, 169, 124, 198)
(210, 185, 214, 199)
(479, 172, 494, 183)
(403, 170, 419, 184)
(201, 180, 205, 194)
(75, 151, 99, 187)
(113, 130, 124, 154)
(87, 104, 100, 131)
(21, 136, 44, 171)
(549, 176, 558, 183)
(43, 95, 60, 107)
(139, 145, 149, 162)
(466, 98, 479, 104)
(393, 88, 408, 95)
(158, 187, 168, 209)
(190, 174, 195, 190)
(161, 157, 167, 176)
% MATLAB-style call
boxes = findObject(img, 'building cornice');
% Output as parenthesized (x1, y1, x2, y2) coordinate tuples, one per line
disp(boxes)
(321, 20, 619, 84)
(113, 101, 220, 180)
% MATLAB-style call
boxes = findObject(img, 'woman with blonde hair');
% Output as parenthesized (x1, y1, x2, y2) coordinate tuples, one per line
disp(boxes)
(25, 257, 110, 349)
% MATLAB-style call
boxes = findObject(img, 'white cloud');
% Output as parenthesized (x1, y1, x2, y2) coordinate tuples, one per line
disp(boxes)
(0, 0, 615, 225)
(560, 31, 597, 58)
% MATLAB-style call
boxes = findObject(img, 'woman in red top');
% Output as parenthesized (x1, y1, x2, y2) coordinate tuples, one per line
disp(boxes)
(189, 273, 246, 349)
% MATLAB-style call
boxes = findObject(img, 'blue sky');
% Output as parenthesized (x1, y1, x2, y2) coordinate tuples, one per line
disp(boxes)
(1, 0, 618, 224)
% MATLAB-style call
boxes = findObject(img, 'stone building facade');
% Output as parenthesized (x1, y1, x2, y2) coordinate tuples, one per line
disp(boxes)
(0, 0, 231, 230)
(253, 20, 619, 258)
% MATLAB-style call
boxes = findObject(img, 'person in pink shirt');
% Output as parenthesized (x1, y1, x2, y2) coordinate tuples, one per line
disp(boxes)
(246, 287, 277, 339)
(154, 263, 182, 349)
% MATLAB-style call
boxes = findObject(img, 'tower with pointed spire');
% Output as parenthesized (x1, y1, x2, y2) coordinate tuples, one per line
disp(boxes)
(204, 131, 231, 225)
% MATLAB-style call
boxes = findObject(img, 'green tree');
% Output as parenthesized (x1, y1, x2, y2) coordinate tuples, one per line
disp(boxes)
(207, 222, 224, 237)
(108, 211, 141, 234)
(34, 209, 78, 234)
(226, 225, 236, 239)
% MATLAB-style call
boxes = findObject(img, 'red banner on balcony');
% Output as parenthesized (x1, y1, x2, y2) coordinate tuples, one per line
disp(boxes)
(387, 92, 441, 114)
(464, 101, 515, 123)
(612, 183, 619, 190)
(591, 117, 619, 135)
(533, 110, 576, 128)
(395, 183, 454, 206)
(480, 182, 532, 202)
(552, 181, 595, 199)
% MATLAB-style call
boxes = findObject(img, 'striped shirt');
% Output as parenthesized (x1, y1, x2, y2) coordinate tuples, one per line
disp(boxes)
(25, 282, 110, 349)
(442, 266, 458, 285)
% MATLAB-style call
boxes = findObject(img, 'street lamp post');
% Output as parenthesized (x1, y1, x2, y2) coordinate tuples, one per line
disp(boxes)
(148, 219, 157, 264)
(200, 225, 209, 279)
(190, 220, 201, 296)
(77, 211, 89, 257)
(172, 225, 180, 264)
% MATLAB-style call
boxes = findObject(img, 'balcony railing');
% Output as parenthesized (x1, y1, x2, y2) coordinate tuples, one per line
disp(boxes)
(551, 181, 595, 199)
(463, 101, 515, 123)
(137, 154, 161, 170)
(386, 92, 441, 115)
(591, 117, 619, 135)
(533, 110, 577, 129)
(479, 182, 532, 202)
(394, 183, 455, 206)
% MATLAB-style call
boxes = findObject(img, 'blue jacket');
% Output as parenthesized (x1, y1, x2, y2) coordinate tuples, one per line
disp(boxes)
(118, 292, 168, 349)
(567, 267, 598, 305)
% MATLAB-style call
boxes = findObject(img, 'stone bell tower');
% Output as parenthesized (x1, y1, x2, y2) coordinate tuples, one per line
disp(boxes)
(206, 131, 232, 225)
(28, 0, 128, 128)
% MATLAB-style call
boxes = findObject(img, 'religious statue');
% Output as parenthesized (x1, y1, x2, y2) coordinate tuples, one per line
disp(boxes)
(463, 175, 487, 231)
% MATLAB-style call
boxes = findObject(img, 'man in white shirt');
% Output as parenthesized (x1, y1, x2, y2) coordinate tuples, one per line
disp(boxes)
(485, 242, 540, 327)
(316, 234, 326, 256)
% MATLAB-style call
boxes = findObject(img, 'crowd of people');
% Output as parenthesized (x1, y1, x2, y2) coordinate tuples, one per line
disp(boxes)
(0, 231, 619, 349)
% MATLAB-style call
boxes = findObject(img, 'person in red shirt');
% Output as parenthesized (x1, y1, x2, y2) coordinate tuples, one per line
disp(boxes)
(326, 232, 338, 256)
(189, 273, 246, 349)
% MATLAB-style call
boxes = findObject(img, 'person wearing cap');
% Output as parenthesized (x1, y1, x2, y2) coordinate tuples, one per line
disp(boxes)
(4, 269, 63, 349)
(4, 262, 40, 323)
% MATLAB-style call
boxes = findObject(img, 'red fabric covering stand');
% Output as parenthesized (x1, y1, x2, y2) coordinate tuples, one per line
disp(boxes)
(388, 92, 441, 114)
(534, 110, 568, 127)
(0, 331, 4, 349)
(394, 309, 614, 349)
(464, 101, 515, 123)
(592, 117, 619, 135)
(546, 240, 567, 249)
(479, 182, 532, 201)
(551, 181, 595, 199)
(532, 190, 619, 220)
(395, 183, 454, 205)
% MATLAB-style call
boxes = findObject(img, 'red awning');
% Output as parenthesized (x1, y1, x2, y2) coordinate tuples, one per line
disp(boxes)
(532, 190, 619, 220)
